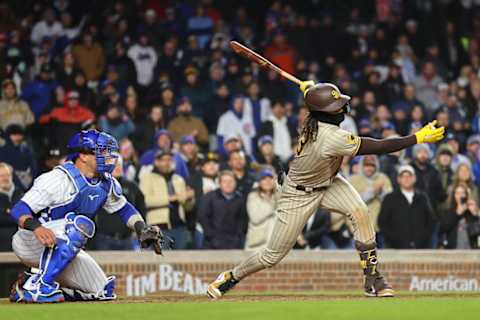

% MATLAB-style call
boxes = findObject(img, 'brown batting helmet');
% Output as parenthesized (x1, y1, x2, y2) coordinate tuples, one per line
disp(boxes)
(304, 83, 351, 113)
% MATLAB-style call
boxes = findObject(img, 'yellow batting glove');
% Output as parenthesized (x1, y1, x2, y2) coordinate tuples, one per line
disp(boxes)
(299, 80, 315, 97)
(414, 120, 445, 144)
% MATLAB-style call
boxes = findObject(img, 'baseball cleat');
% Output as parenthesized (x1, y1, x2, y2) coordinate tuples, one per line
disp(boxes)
(22, 280, 65, 303)
(9, 271, 29, 303)
(356, 241, 394, 298)
(207, 271, 239, 299)
(364, 275, 395, 297)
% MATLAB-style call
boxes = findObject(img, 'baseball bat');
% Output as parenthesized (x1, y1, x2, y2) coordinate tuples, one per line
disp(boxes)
(229, 41, 302, 85)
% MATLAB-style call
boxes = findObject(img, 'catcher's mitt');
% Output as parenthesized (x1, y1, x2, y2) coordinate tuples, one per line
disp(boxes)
(138, 225, 174, 255)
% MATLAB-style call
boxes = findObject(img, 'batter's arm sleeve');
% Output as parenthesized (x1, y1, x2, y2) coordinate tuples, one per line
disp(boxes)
(324, 128, 362, 157)
(357, 135, 417, 155)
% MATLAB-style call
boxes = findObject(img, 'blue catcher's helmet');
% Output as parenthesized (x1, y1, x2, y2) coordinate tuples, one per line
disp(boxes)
(66, 130, 119, 174)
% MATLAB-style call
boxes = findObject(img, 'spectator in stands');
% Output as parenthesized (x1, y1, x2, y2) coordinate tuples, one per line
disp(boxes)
(445, 133, 471, 171)
(255, 135, 283, 175)
(134, 104, 165, 154)
(0, 124, 36, 190)
(72, 71, 95, 107)
(227, 150, 255, 197)
(198, 170, 247, 249)
(465, 135, 480, 165)
(450, 163, 479, 204)
(0, 79, 34, 132)
(350, 155, 393, 247)
(245, 169, 277, 250)
(411, 144, 446, 210)
(414, 62, 443, 112)
(72, 33, 105, 82)
(21, 63, 57, 119)
(127, 33, 157, 90)
(0, 162, 23, 251)
(187, 5, 214, 50)
(259, 100, 296, 162)
(39, 91, 95, 152)
(440, 184, 480, 249)
(138, 129, 189, 180)
(30, 8, 63, 46)
(296, 209, 331, 250)
(179, 136, 202, 176)
(244, 81, 272, 134)
(264, 30, 297, 75)
(119, 138, 139, 182)
(187, 151, 220, 248)
(55, 52, 80, 91)
(379, 165, 436, 249)
(217, 95, 256, 155)
(97, 105, 135, 142)
(140, 150, 195, 250)
(109, 41, 137, 86)
(167, 97, 209, 148)
(180, 66, 209, 119)
(434, 144, 455, 203)
(95, 157, 145, 250)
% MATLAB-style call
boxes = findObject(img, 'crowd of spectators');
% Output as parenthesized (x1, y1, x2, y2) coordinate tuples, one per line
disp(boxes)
(2, 0, 480, 251)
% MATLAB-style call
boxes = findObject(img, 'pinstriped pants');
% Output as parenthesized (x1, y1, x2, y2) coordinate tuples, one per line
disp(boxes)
(232, 174, 375, 280)
(11, 219, 108, 294)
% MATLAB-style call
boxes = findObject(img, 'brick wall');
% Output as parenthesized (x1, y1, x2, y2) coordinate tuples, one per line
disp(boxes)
(2, 250, 480, 296)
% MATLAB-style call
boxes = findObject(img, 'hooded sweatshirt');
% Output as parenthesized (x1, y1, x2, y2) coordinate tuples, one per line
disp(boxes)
(350, 155, 393, 231)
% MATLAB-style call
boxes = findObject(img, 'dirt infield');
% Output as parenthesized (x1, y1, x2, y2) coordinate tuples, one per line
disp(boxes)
(3, 291, 480, 304)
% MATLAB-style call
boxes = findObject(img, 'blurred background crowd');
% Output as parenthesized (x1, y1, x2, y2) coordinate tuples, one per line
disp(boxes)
(2, 0, 480, 251)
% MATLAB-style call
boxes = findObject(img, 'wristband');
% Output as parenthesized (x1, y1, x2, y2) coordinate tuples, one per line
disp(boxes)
(23, 217, 41, 231)
(134, 220, 146, 237)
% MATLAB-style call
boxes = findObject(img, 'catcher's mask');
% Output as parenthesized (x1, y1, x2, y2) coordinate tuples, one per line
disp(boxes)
(67, 129, 119, 174)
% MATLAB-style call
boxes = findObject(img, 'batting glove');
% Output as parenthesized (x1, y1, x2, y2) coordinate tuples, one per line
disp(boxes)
(299, 80, 315, 97)
(414, 120, 445, 144)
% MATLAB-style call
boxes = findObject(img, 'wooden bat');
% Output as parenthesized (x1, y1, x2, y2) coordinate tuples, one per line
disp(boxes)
(229, 40, 302, 85)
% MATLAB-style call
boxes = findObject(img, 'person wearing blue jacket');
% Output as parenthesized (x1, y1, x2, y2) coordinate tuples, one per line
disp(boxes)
(21, 64, 58, 119)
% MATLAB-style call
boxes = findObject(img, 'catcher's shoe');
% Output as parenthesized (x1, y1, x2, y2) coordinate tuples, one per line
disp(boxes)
(23, 279, 65, 303)
(9, 271, 30, 302)
(356, 241, 394, 298)
(207, 271, 239, 299)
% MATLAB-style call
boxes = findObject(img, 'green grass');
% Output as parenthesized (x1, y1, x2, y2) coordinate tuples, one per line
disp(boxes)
(1, 293, 480, 320)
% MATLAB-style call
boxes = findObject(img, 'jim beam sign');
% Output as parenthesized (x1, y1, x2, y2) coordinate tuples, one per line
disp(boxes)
(125, 264, 208, 296)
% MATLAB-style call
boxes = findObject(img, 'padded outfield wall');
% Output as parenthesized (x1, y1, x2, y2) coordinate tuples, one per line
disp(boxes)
(1, 250, 480, 297)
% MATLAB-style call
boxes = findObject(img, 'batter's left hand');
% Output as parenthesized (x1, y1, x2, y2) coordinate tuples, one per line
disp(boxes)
(299, 80, 315, 96)
(414, 120, 445, 144)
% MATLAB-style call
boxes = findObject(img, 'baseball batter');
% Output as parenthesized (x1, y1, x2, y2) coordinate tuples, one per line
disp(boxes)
(207, 81, 445, 298)
(8, 129, 169, 303)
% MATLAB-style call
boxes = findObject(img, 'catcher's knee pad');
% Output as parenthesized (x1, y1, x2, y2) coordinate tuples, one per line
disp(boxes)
(39, 214, 95, 286)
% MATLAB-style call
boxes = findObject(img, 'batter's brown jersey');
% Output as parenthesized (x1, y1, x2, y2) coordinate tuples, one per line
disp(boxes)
(288, 122, 361, 187)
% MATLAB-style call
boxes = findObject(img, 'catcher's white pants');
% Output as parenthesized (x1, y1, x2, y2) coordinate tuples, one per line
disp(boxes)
(11, 219, 108, 294)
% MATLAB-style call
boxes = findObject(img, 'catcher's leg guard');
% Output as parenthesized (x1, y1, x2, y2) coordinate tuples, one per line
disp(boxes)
(62, 276, 117, 301)
(23, 215, 95, 303)
(356, 241, 394, 297)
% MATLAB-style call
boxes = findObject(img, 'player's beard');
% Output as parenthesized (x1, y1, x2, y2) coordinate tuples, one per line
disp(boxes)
(309, 111, 345, 126)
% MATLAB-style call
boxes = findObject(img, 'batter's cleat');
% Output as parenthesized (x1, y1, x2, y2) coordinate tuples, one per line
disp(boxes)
(364, 274, 394, 297)
(207, 271, 239, 299)
(22, 280, 65, 303)
(356, 241, 395, 298)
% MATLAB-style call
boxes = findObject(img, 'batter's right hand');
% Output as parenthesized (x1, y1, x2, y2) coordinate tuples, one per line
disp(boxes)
(299, 80, 315, 96)
(34, 226, 56, 248)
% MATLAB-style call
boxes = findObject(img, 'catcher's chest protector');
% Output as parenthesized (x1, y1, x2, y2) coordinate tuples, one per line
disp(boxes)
(38, 163, 111, 222)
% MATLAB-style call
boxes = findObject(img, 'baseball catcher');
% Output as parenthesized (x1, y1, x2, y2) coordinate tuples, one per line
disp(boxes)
(9, 129, 171, 303)
(207, 81, 444, 298)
